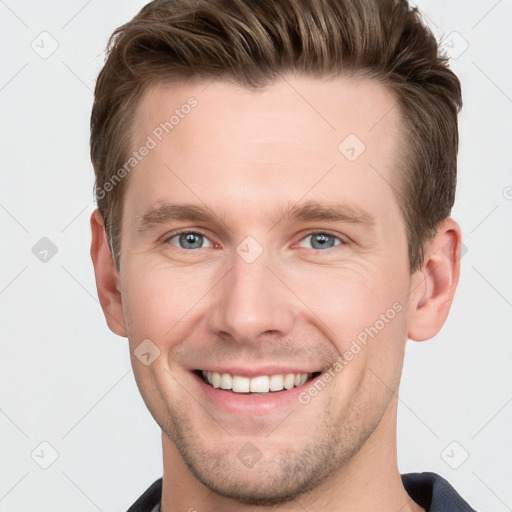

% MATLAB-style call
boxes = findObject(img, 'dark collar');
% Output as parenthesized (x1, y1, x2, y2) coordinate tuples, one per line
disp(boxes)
(402, 472, 476, 511)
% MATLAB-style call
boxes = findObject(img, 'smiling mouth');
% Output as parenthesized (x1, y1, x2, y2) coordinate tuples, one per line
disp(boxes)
(194, 370, 321, 394)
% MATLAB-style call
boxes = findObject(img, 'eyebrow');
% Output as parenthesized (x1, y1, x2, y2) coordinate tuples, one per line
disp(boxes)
(276, 200, 375, 228)
(137, 200, 376, 233)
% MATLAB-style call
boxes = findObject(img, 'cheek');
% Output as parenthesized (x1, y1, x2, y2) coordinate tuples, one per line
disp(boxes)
(121, 264, 193, 342)
(295, 266, 409, 403)
(285, 261, 410, 397)
(121, 259, 225, 354)
(284, 261, 408, 349)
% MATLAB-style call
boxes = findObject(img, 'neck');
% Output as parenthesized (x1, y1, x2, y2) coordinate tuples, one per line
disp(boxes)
(160, 397, 423, 512)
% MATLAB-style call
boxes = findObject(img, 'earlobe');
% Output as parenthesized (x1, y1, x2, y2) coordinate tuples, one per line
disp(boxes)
(90, 209, 127, 337)
(407, 218, 462, 342)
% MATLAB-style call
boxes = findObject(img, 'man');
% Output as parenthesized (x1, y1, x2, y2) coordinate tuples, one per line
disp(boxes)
(89, 0, 475, 510)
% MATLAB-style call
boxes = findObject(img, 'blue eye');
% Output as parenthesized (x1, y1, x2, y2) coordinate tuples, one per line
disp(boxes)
(166, 231, 213, 250)
(164, 230, 343, 251)
(298, 232, 342, 250)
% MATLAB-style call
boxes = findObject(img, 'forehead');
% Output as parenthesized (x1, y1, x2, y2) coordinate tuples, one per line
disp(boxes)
(125, 75, 403, 229)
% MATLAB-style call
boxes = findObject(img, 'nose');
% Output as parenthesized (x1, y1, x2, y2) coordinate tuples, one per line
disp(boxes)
(207, 250, 296, 345)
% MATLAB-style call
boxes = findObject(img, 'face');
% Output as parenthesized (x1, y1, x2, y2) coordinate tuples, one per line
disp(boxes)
(116, 75, 417, 504)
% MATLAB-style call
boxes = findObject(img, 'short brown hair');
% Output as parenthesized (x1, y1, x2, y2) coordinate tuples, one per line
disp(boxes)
(91, 0, 462, 272)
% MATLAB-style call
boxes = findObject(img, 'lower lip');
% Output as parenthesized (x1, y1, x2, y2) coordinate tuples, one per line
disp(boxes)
(191, 372, 321, 414)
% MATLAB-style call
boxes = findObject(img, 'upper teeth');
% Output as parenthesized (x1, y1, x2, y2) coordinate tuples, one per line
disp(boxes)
(201, 371, 311, 393)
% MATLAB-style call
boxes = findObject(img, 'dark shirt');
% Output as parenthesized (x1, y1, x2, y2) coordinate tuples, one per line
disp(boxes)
(126, 472, 477, 512)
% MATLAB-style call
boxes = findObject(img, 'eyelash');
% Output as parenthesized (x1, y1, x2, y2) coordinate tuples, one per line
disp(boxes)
(162, 229, 345, 251)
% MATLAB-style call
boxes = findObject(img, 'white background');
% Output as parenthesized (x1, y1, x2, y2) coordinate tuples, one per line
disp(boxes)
(0, 1, 511, 511)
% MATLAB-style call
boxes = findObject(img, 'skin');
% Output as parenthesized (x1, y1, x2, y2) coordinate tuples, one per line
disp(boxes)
(90, 74, 461, 512)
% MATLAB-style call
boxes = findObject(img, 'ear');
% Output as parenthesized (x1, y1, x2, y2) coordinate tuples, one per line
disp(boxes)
(90, 209, 127, 337)
(407, 217, 462, 341)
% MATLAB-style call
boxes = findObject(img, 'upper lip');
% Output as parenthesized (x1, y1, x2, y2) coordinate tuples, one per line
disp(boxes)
(193, 366, 322, 378)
